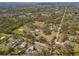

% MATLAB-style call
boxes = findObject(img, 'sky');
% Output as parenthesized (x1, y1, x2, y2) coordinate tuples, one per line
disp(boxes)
(0, 0, 79, 2)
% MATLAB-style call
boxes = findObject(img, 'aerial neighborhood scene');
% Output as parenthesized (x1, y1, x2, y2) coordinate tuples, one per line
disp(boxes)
(0, 2, 79, 55)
